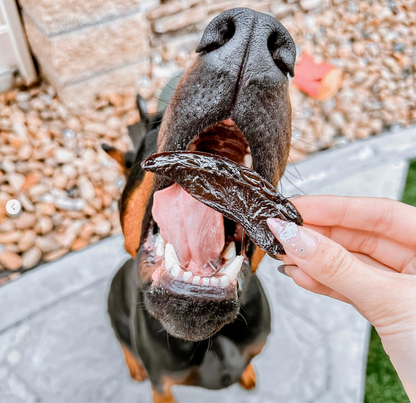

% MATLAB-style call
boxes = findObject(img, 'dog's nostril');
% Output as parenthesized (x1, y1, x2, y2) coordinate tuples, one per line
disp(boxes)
(267, 31, 293, 78)
(197, 19, 235, 54)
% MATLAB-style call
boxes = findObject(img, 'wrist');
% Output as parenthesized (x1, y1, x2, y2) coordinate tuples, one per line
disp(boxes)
(378, 329, 416, 401)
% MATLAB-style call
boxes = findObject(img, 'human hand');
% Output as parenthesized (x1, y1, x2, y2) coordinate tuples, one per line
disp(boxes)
(267, 196, 416, 401)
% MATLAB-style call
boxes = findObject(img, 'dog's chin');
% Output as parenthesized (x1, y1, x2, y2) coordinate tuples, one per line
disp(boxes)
(139, 242, 252, 341)
(144, 285, 239, 341)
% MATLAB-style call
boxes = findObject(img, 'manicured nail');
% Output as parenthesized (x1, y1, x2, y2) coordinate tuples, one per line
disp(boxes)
(267, 218, 317, 259)
(277, 264, 298, 277)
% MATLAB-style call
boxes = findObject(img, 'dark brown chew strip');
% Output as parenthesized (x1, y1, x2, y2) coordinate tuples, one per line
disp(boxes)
(142, 151, 302, 257)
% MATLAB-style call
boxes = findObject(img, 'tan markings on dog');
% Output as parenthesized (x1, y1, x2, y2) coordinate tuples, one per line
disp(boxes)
(239, 362, 256, 390)
(121, 344, 147, 382)
(244, 341, 266, 361)
(153, 369, 200, 403)
(251, 247, 266, 273)
(122, 171, 154, 257)
(152, 385, 177, 403)
(106, 148, 125, 170)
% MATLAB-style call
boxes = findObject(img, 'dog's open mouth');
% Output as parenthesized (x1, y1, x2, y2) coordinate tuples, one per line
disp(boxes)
(140, 119, 252, 297)
(115, 7, 298, 341)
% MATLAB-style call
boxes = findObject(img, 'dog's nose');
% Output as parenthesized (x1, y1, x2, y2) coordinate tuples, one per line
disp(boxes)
(196, 8, 296, 84)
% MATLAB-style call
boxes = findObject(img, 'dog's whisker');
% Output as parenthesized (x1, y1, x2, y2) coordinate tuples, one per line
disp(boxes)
(285, 154, 303, 181)
(238, 312, 248, 327)
(291, 108, 310, 116)
(282, 174, 306, 196)
(190, 341, 202, 360)
(166, 333, 171, 351)
(152, 96, 170, 106)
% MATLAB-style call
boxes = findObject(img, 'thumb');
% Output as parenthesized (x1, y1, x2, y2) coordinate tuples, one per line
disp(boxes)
(267, 218, 386, 306)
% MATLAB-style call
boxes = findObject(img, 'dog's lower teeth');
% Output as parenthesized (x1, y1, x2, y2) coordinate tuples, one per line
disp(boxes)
(220, 275, 231, 286)
(211, 277, 219, 286)
(220, 255, 244, 281)
(162, 246, 242, 286)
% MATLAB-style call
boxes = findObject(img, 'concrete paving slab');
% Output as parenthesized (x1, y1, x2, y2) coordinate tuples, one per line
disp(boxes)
(0, 127, 415, 403)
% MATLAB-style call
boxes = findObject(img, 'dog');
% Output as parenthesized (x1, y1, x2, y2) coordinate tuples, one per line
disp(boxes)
(104, 8, 296, 403)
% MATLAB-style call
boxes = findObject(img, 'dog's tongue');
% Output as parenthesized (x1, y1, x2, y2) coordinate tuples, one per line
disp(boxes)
(152, 184, 225, 269)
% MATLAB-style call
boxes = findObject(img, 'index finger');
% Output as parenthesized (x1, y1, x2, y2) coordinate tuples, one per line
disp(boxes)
(292, 195, 416, 246)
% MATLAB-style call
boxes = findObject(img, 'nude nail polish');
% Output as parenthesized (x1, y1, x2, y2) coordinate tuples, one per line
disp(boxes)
(277, 264, 297, 277)
(267, 218, 317, 259)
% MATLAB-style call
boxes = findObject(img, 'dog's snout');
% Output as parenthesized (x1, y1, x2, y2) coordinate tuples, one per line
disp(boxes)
(159, 7, 296, 186)
(196, 8, 296, 80)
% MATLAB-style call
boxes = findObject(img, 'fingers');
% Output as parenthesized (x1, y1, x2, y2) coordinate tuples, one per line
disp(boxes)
(293, 196, 416, 246)
(306, 224, 415, 273)
(268, 218, 391, 308)
(280, 265, 351, 304)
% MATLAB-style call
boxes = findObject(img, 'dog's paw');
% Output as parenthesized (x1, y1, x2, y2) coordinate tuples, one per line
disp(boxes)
(239, 362, 256, 390)
(121, 344, 148, 382)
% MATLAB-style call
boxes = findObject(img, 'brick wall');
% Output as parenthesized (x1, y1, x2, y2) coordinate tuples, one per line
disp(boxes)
(19, 0, 157, 110)
(19, 0, 328, 110)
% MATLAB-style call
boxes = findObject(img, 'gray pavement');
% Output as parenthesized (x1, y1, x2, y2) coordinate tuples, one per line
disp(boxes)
(1, 127, 415, 403)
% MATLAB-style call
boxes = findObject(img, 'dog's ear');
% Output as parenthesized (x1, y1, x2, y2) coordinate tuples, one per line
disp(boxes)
(137, 94, 150, 125)
(120, 169, 154, 257)
(101, 144, 136, 176)
(119, 129, 159, 257)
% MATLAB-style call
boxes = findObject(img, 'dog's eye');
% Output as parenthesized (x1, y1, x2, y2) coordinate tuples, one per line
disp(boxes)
(197, 19, 235, 54)
(268, 32, 294, 78)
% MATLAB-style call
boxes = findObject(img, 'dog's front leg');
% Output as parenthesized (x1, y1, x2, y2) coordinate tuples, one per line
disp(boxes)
(239, 362, 256, 390)
(152, 383, 176, 403)
(121, 344, 147, 382)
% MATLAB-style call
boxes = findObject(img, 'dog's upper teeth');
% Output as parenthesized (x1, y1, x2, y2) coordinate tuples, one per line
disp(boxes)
(155, 234, 165, 257)
(193, 275, 201, 285)
(165, 243, 180, 269)
(244, 154, 252, 168)
(183, 271, 192, 282)
(221, 255, 244, 282)
(171, 264, 181, 278)
(202, 277, 210, 286)
(222, 241, 236, 261)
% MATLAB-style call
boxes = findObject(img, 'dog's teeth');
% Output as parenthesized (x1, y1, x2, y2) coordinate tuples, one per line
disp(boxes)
(222, 241, 236, 261)
(244, 154, 252, 168)
(165, 243, 180, 269)
(221, 255, 244, 282)
(183, 271, 192, 282)
(192, 275, 201, 285)
(155, 235, 165, 257)
(202, 277, 210, 286)
(220, 275, 231, 286)
(210, 277, 219, 286)
(171, 264, 181, 278)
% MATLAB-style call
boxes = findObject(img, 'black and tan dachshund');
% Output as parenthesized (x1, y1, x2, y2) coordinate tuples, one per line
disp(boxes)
(104, 8, 296, 403)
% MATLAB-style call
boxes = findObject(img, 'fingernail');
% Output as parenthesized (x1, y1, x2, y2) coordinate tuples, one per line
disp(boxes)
(277, 264, 298, 277)
(267, 218, 317, 259)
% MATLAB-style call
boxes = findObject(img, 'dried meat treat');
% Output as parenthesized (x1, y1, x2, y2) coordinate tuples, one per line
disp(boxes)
(142, 151, 303, 257)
